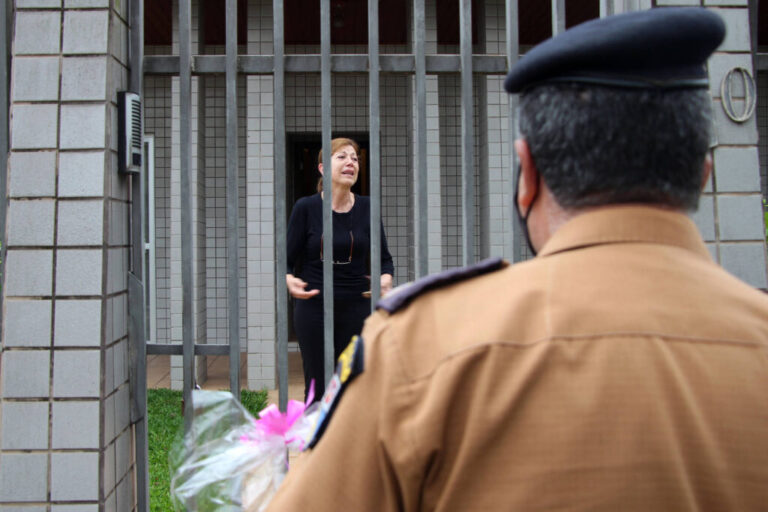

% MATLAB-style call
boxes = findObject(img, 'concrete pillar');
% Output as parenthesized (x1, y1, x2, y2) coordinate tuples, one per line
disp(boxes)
(648, 2, 766, 289)
(701, 2, 767, 288)
(1, 2, 134, 510)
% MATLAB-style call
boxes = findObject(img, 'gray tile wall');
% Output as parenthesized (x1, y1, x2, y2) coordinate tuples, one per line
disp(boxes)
(438, 75, 484, 268)
(704, 5, 767, 288)
(485, 0, 515, 260)
(202, 74, 248, 347)
(246, 72, 277, 387)
(143, 69, 172, 344)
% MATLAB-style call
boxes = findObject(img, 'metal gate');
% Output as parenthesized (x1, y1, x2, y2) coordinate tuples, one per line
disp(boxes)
(126, 1, 640, 509)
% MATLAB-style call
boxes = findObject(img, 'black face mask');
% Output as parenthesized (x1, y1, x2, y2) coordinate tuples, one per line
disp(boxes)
(513, 164, 539, 257)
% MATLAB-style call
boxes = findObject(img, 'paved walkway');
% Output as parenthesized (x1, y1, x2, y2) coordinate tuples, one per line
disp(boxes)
(147, 351, 306, 406)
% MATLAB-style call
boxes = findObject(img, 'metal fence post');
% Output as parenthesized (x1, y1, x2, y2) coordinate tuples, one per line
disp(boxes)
(506, 0, 522, 263)
(274, 0, 289, 412)
(370, 0, 383, 300)
(320, 0, 335, 383)
(178, 0, 195, 430)
(414, 0, 429, 278)
(225, 0, 241, 400)
(460, 0, 476, 266)
(127, 0, 149, 509)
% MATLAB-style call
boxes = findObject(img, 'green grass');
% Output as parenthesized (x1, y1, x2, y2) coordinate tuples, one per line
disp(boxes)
(148, 388, 269, 512)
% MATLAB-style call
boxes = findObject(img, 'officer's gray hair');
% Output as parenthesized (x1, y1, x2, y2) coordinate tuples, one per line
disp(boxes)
(518, 83, 712, 211)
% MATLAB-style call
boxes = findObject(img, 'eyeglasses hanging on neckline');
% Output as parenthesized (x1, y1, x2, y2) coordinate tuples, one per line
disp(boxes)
(320, 231, 354, 265)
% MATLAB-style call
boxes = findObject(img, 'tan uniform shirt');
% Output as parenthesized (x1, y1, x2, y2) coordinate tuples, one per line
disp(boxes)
(267, 206, 768, 511)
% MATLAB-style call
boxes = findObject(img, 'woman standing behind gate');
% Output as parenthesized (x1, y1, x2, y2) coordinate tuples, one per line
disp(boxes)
(286, 137, 394, 402)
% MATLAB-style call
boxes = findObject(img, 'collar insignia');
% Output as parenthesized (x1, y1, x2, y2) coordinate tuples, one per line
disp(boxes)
(306, 335, 365, 449)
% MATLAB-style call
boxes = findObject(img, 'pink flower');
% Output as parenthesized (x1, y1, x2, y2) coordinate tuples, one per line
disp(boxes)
(240, 381, 315, 450)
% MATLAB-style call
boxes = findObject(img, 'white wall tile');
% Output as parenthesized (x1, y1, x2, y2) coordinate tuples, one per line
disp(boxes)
(59, 151, 106, 197)
(62, 10, 109, 55)
(11, 104, 58, 150)
(60, 104, 107, 149)
(62, 57, 108, 101)
(7, 199, 55, 246)
(54, 299, 102, 346)
(9, 151, 57, 197)
(12, 57, 60, 102)
(56, 249, 103, 296)
(57, 200, 104, 245)
(14, 11, 61, 55)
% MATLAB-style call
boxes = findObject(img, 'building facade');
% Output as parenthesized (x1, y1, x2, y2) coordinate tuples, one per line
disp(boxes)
(0, 0, 766, 509)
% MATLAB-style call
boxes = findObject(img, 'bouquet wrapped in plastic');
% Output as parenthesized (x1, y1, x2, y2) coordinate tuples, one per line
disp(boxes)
(170, 385, 318, 512)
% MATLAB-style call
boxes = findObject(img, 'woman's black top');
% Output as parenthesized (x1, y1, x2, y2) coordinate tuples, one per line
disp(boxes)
(287, 193, 395, 299)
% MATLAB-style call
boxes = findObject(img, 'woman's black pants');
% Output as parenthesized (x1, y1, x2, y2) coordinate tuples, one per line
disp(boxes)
(293, 295, 371, 402)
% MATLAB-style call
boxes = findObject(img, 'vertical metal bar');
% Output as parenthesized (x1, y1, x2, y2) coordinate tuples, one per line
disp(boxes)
(145, 137, 157, 344)
(552, 0, 565, 35)
(414, 0, 428, 278)
(460, 0, 475, 266)
(369, 0, 382, 302)
(225, 0, 241, 400)
(321, 0, 334, 382)
(128, 276, 148, 512)
(127, 0, 149, 510)
(273, 0, 289, 412)
(128, 17, 144, 279)
(506, 0, 522, 263)
(179, 0, 195, 429)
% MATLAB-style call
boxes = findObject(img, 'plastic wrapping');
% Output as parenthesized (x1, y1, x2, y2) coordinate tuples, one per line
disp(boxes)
(170, 388, 318, 512)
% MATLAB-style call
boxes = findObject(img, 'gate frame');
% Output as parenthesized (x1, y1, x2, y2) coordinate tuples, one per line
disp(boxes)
(128, 0, 526, 509)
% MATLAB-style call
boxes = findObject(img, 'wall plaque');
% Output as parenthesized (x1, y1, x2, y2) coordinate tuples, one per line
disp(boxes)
(720, 66, 756, 123)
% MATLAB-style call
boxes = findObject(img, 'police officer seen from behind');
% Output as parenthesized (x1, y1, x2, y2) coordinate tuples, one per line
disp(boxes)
(266, 7, 768, 511)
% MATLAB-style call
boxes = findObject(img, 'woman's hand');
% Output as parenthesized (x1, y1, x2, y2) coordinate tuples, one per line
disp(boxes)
(380, 273, 393, 297)
(286, 274, 320, 299)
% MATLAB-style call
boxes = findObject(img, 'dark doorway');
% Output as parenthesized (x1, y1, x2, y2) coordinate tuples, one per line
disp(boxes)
(284, 0, 408, 45)
(285, 133, 370, 341)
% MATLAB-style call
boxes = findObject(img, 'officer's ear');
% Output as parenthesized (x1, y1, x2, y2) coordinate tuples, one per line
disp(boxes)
(700, 154, 712, 192)
(514, 139, 540, 212)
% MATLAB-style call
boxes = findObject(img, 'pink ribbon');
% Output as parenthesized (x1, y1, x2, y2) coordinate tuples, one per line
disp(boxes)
(240, 380, 315, 449)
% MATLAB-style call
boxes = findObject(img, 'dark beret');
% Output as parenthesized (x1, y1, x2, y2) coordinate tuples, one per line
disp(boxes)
(504, 7, 725, 93)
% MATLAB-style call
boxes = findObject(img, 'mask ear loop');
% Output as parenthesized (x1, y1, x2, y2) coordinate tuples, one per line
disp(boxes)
(513, 164, 540, 257)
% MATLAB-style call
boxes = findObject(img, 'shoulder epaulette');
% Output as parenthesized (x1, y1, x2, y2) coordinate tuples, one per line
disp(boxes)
(376, 257, 507, 314)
